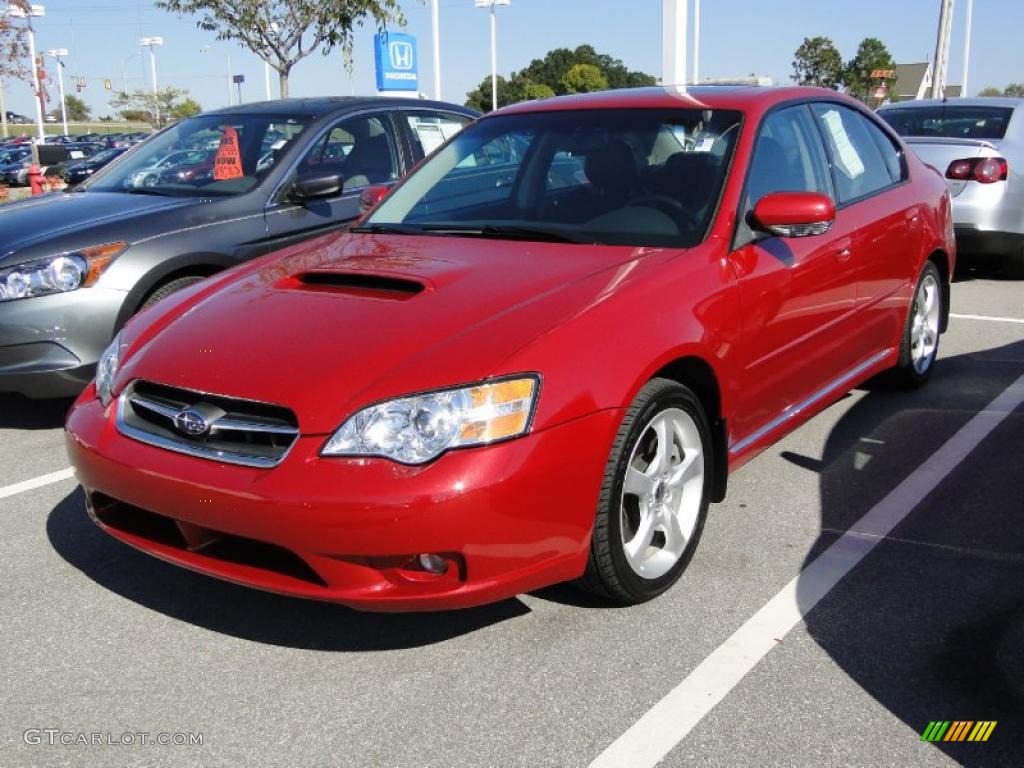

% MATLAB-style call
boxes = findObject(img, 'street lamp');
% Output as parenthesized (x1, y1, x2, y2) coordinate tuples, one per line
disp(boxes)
(139, 36, 163, 126)
(474, 0, 509, 112)
(431, 0, 441, 100)
(7, 3, 46, 144)
(45, 47, 68, 136)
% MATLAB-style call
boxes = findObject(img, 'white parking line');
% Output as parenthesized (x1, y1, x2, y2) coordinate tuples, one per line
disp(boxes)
(951, 313, 1024, 324)
(590, 372, 1024, 768)
(0, 467, 75, 501)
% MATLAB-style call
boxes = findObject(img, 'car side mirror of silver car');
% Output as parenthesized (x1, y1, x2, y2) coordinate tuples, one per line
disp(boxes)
(752, 191, 835, 238)
(290, 172, 344, 202)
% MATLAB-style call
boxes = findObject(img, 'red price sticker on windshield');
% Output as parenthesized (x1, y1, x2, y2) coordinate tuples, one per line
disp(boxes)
(214, 126, 243, 180)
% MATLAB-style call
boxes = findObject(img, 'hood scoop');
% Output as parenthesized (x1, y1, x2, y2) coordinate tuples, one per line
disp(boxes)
(289, 271, 426, 300)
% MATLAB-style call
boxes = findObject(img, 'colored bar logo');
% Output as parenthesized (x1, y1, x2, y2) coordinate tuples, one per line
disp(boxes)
(921, 721, 997, 742)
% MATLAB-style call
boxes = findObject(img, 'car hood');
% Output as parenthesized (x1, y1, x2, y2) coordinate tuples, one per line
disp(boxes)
(119, 233, 652, 434)
(0, 191, 196, 261)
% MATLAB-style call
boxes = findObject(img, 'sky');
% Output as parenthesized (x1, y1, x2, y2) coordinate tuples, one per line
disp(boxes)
(3, 0, 1023, 119)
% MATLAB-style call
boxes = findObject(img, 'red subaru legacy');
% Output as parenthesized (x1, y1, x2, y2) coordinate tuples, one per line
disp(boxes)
(66, 87, 954, 611)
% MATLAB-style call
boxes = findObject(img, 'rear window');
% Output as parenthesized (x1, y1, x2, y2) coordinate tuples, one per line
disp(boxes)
(879, 106, 1013, 140)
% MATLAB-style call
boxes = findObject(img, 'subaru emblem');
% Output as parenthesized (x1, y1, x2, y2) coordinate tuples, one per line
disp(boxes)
(173, 408, 210, 436)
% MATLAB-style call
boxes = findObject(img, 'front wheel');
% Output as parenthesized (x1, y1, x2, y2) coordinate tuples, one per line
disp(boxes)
(891, 261, 943, 388)
(579, 378, 712, 604)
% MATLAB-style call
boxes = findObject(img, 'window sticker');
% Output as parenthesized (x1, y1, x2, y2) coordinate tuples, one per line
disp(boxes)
(821, 109, 865, 179)
(213, 126, 243, 180)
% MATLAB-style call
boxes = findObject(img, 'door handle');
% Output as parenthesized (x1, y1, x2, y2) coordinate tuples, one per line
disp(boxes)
(832, 238, 854, 263)
(906, 206, 920, 225)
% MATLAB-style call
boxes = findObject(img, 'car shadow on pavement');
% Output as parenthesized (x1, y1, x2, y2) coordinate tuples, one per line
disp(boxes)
(45, 487, 530, 651)
(790, 338, 1024, 766)
(0, 394, 74, 430)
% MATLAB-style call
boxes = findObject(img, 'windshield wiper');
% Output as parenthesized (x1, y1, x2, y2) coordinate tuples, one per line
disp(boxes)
(121, 187, 173, 197)
(350, 222, 446, 236)
(435, 224, 599, 244)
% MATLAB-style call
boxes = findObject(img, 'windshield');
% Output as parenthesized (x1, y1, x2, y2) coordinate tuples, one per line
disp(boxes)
(366, 108, 742, 248)
(880, 105, 1013, 140)
(84, 113, 312, 196)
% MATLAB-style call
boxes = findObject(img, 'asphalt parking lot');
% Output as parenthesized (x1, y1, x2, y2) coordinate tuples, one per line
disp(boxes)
(1, 264, 1022, 768)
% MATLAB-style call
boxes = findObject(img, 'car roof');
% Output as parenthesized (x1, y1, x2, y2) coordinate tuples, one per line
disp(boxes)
(492, 85, 856, 116)
(879, 97, 1023, 109)
(199, 96, 479, 119)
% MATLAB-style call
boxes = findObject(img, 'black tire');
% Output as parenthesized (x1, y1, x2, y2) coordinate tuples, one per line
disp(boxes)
(890, 260, 943, 389)
(139, 275, 205, 312)
(579, 378, 712, 604)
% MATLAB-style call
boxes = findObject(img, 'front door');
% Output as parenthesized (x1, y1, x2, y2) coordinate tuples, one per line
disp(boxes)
(728, 104, 861, 451)
(265, 112, 403, 251)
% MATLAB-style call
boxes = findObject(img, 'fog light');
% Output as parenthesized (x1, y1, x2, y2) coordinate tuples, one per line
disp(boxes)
(418, 553, 448, 574)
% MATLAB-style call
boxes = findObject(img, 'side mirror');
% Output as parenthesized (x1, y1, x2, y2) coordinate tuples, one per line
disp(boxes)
(359, 184, 390, 214)
(290, 171, 344, 202)
(752, 191, 835, 238)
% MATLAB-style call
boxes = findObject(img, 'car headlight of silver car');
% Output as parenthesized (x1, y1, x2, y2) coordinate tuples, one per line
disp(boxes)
(0, 241, 126, 302)
(95, 332, 123, 407)
(322, 376, 540, 465)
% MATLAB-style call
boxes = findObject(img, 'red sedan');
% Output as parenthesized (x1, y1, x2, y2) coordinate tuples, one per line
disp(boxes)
(65, 86, 954, 611)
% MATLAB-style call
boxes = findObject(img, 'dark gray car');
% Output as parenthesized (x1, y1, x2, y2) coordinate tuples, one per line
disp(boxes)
(0, 98, 477, 397)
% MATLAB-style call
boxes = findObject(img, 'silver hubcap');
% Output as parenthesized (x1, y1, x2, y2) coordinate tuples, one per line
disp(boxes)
(620, 408, 704, 580)
(911, 274, 940, 374)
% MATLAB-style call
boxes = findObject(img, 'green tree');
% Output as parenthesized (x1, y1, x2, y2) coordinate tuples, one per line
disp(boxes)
(171, 97, 202, 118)
(1004, 83, 1024, 97)
(561, 63, 608, 94)
(110, 87, 197, 126)
(155, 0, 403, 98)
(843, 38, 897, 104)
(1, 0, 29, 80)
(50, 93, 91, 122)
(791, 36, 844, 89)
(523, 83, 555, 101)
(978, 86, 1003, 97)
(465, 44, 655, 111)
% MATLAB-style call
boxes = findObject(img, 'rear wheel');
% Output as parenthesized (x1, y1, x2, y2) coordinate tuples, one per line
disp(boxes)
(580, 378, 712, 604)
(891, 261, 942, 388)
(139, 275, 205, 312)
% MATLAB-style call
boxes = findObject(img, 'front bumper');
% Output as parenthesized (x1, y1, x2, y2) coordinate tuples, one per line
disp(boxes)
(66, 388, 622, 611)
(0, 287, 126, 398)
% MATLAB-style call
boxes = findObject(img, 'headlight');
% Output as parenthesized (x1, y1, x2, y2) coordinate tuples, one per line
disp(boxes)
(0, 242, 126, 302)
(95, 333, 122, 407)
(322, 376, 540, 464)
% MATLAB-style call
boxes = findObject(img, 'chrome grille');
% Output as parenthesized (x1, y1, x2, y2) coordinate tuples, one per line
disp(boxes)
(116, 380, 299, 467)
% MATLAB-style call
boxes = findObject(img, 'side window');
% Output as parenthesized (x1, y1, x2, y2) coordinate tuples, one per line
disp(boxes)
(746, 105, 832, 208)
(861, 115, 905, 183)
(810, 104, 894, 203)
(298, 113, 399, 192)
(402, 111, 472, 159)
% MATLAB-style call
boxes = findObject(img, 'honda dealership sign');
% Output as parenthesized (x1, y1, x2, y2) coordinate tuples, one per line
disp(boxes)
(374, 32, 419, 95)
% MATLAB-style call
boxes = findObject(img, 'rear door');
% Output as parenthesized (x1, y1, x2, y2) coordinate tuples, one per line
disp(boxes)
(728, 104, 861, 448)
(265, 111, 403, 250)
(810, 103, 921, 352)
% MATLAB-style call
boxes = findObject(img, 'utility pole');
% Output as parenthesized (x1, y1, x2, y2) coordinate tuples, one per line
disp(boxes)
(431, 0, 441, 100)
(692, 0, 700, 84)
(662, 0, 688, 88)
(961, 0, 973, 97)
(0, 79, 8, 139)
(930, 0, 955, 99)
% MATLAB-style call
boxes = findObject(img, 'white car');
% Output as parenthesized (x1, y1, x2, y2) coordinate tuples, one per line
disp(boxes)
(879, 98, 1024, 277)
(128, 149, 213, 188)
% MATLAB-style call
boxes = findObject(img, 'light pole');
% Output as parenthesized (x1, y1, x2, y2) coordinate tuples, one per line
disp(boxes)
(474, 0, 509, 112)
(45, 47, 68, 135)
(930, 0, 954, 99)
(431, 0, 441, 100)
(692, 0, 700, 84)
(7, 3, 46, 144)
(661, 0, 688, 88)
(139, 36, 163, 126)
(961, 0, 973, 97)
(121, 51, 140, 96)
